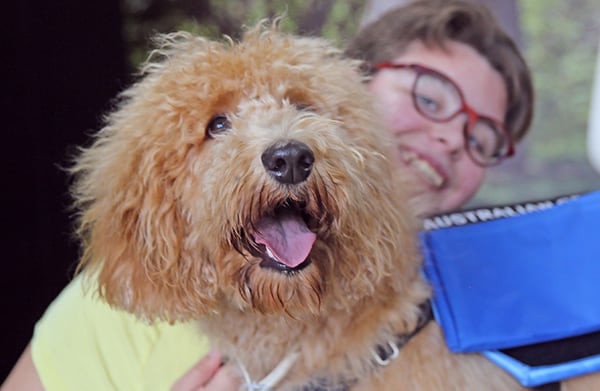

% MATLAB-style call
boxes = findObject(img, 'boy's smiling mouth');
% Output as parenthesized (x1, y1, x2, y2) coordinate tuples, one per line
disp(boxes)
(400, 148, 446, 189)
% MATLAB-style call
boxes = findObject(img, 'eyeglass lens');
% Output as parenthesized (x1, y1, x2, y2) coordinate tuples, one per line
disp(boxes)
(413, 72, 507, 163)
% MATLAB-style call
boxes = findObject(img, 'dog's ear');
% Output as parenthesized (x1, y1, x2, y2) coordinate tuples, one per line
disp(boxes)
(71, 123, 220, 321)
(70, 47, 222, 321)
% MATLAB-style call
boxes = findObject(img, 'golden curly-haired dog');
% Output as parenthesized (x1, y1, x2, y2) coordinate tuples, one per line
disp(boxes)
(71, 23, 529, 390)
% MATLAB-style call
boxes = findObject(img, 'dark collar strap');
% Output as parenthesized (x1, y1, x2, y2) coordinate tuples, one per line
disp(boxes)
(300, 301, 564, 390)
(372, 300, 433, 365)
(300, 301, 433, 390)
(298, 378, 354, 391)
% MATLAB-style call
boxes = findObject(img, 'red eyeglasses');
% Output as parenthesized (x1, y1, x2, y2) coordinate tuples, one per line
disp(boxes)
(373, 62, 514, 167)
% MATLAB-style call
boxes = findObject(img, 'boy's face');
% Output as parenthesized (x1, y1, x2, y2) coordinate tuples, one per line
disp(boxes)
(369, 40, 508, 215)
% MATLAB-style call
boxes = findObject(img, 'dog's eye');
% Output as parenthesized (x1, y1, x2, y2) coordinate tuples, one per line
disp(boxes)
(206, 114, 231, 138)
(295, 103, 315, 112)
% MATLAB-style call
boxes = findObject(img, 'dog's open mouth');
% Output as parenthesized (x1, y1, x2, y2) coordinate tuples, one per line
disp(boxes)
(251, 204, 317, 273)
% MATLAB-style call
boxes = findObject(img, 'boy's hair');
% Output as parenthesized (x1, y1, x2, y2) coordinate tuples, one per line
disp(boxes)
(346, 0, 533, 143)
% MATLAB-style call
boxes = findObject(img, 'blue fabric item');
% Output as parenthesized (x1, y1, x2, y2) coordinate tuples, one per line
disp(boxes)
(483, 351, 600, 387)
(420, 190, 600, 386)
(420, 190, 600, 353)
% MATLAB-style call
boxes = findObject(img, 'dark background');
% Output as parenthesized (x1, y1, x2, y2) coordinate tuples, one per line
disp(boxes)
(3, 0, 127, 380)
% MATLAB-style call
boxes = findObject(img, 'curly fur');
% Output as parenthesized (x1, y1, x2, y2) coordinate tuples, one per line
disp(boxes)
(72, 22, 530, 390)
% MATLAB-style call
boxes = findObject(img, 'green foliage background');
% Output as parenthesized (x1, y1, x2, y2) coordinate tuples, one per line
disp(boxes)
(121, 0, 600, 207)
(122, 0, 364, 68)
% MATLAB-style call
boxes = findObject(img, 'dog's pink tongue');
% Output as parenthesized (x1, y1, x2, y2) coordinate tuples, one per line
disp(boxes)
(255, 212, 316, 268)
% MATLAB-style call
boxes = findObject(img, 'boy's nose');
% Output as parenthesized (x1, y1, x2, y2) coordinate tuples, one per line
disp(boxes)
(428, 116, 466, 155)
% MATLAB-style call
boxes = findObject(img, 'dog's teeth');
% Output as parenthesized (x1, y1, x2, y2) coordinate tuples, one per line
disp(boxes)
(266, 247, 278, 261)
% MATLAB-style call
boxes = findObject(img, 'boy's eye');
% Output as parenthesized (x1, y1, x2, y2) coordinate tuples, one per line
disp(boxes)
(416, 94, 439, 113)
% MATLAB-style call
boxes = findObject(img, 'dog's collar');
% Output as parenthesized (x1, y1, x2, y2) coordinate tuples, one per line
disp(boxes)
(300, 301, 433, 391)
(371, 300, 433, 366)
(236, 302, 433, 390)
(237, 352, 300, 391)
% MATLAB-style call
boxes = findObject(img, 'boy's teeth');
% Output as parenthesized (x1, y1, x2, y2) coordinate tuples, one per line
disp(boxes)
(402, 151, 444, 188)
(410, 159, 444, 188)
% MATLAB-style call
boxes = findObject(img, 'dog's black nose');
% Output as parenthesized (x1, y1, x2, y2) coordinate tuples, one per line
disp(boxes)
(262, 141, 314, 184)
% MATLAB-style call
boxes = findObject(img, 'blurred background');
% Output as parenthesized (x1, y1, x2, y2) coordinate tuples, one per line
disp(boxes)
(3, 0, 599, 381)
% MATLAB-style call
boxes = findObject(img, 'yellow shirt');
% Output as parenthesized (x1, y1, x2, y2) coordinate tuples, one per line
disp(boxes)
(31, 275, 209, 391)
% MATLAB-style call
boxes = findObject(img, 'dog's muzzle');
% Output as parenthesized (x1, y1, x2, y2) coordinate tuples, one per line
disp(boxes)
(238, 141, 317, 274)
